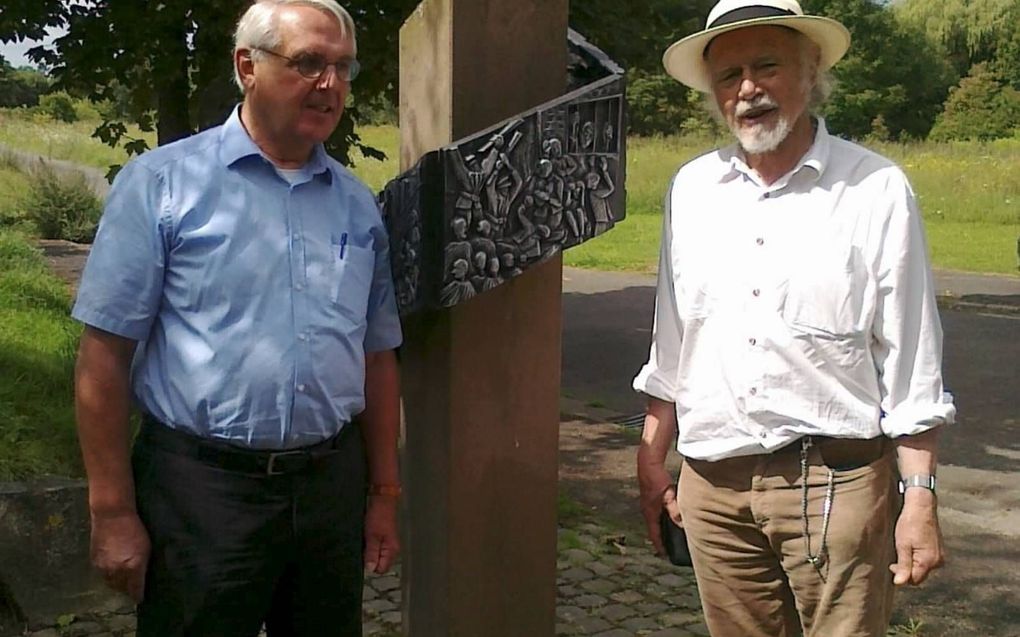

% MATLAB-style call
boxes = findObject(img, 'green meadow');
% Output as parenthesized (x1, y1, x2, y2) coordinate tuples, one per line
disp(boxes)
(0, 228, 82, 479)
(1, 111, 1017, 275)
(348, 127, 1020, 276)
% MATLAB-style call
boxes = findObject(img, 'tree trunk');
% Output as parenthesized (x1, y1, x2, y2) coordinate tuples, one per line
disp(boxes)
(154, 20, 193, 146)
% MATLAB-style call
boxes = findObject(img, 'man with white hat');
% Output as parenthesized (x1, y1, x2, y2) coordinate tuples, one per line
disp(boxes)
(633, 1, 955, 635)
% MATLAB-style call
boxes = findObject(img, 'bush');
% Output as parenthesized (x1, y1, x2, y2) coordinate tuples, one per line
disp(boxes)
(24, 164, 102, 243)
(72, 98, 103, 122)
(38, 92, 78, 123)
(627, 71, 694, 136)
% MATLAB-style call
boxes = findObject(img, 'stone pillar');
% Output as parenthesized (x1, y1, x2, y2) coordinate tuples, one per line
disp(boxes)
(398, 1, 567, 635)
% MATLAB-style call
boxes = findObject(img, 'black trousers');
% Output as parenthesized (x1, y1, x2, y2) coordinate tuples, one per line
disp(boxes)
(132, 421, 367, 637)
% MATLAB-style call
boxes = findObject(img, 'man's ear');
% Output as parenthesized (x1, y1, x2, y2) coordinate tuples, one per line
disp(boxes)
(235, 49, 256, 92)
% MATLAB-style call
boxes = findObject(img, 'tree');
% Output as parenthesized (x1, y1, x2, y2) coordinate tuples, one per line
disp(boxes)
(569, 0, 715, 136)
(3, 0, 419, 172)
(0, 60, 49, 107)
(895, 0, 1020, 76)
(929, 62, 1020, 140)
(803, 0, 958, 139)
(989, 1, 1020, 90)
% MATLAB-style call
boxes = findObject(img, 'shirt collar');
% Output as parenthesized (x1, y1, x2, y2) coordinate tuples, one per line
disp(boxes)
(219, 104, 333, 183)
(717, 117, 833, 187)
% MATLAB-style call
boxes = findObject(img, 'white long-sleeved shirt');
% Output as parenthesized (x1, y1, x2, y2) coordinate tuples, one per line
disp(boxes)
(633, 120, 955, 461)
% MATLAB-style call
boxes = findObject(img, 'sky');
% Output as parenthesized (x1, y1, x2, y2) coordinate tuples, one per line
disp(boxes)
(1, 27, 65, 69)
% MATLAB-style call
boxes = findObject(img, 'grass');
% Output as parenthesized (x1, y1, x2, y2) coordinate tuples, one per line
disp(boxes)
(1, 111, 1016, 275)
(0, 109, 156, 171)
(344, 125, 1020, 276)
(0, 229, 83, 480)
(565, 214, 662, 273)
(0, 166, 32, 231)
(349, 124, 401, 192)
(887, 617, 927, 636)
(557, 492, 591, 527)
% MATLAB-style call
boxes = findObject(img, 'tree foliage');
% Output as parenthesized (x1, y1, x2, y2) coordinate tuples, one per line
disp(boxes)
(4, 0, 1019, 147)
(0, 59, 49, 107)
(803, 0, 957, 140)
(895, 0, 1020, 75)
(929, 62, 1020, 140)
(2, 0, 419, 171)
(569, 0, 716, 136)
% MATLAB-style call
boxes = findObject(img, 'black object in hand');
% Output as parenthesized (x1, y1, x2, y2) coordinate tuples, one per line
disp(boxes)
(659, 508, 693, 567)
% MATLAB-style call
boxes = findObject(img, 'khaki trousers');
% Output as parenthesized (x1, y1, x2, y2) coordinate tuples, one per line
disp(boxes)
(677, 438, 898, 637)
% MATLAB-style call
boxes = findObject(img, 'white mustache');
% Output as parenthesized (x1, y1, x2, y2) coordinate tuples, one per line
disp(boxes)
(735, 96, 778, 117)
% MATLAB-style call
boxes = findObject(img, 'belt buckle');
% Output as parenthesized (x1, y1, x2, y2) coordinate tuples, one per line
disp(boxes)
(265, 450, 309, 475)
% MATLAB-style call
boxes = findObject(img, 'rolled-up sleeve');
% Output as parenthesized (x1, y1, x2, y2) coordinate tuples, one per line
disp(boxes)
(870, 170, 956, 436)
(632, 178, 682, 403)
(71, 160, 168, 341)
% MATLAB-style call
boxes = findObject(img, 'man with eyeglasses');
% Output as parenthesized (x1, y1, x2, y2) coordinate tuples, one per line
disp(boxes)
(71, 1, 402, 634)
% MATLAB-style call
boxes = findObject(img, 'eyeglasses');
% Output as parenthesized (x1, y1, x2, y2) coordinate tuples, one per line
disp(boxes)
(252, 47, 361, 82)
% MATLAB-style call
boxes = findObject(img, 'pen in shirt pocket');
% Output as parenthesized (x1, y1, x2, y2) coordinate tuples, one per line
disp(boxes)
(335, 232, 348, 260)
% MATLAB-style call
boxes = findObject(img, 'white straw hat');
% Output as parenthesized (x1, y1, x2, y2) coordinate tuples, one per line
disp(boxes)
(662, 0, 850, 93)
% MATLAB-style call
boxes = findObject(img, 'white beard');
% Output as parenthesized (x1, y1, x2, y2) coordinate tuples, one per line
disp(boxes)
(733, 114, 793, 155)
(727, 93, 795, 156)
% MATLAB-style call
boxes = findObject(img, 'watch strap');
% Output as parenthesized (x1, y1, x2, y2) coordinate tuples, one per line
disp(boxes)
(898, 474, 936, 494)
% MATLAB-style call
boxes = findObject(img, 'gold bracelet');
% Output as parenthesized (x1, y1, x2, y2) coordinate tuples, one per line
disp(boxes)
(369, 484, 402, 497)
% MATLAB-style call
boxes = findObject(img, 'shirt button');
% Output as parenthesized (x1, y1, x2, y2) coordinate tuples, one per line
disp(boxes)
(292, 233, 300, 240)
(749, 387, 758, 396)
(760, 431, 768, 439)
(763, 192, 771, 199)
(749, 337, 757, 346)
(295, 283, 304, 292)
(756, 238, 764, 246)
(298, 333, 307, 342)
(752, 289, 761, 297)
(297, 384, 306, 393)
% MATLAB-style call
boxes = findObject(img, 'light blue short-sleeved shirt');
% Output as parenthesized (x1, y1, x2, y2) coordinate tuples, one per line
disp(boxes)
(72, 106, 402, 449)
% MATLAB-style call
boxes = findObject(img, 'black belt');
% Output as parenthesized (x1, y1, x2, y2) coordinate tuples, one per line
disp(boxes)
(139, 414, 356, 476)
(776, 435, 887, 471)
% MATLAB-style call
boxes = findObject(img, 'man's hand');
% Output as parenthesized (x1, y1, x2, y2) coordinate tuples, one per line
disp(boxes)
(890, 489, 945, 586)
(637, 397, 680, 556)
(363, 496, 400, 574)
(90, 510, 151, 601)
(638, 461, 681, 556)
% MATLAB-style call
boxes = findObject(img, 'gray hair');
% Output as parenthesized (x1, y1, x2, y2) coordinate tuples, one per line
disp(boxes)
(702, 29, 834, 124)
(233, 0, 357, 92)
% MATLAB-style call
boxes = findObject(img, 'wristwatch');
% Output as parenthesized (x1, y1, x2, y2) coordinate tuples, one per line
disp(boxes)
(898, 474, 937, 495)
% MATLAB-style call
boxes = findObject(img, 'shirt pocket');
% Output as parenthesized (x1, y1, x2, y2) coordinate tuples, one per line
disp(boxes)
(331, 244, 374, 323)
(781, 245, 869, 369)
(782, 245, 868, 338)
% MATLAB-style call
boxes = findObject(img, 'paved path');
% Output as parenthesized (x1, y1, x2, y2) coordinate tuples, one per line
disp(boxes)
(25, 515, 708, 637)
(23, 250, 1020, 636)
(560, 266, 1020, 637)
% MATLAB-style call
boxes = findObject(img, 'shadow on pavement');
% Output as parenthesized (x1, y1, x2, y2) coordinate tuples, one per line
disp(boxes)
(562, 285, 1020, 474)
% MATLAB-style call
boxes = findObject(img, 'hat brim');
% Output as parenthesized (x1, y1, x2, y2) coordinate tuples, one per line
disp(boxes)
(662, 15, 850, 93)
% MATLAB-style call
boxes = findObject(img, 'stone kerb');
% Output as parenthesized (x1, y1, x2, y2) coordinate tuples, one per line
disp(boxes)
(0, 478, 127, 636)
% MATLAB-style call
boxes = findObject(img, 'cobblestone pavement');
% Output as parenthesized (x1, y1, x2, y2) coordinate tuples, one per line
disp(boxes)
(24, 520, 705, 637)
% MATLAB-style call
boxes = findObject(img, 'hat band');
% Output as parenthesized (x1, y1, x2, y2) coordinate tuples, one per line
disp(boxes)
(708, 5, 797, 29)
